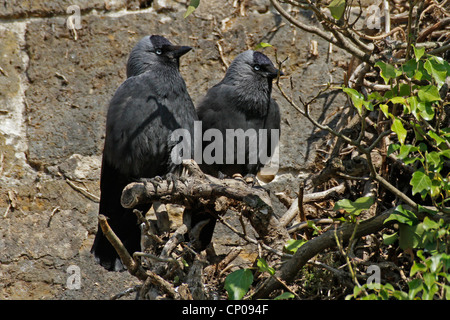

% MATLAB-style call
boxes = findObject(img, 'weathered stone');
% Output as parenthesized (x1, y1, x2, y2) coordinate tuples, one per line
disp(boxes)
(0, 0, 127, 19)
(58, 154, 101, 181)
(0, 25, 32, 181)
(0, 1, 352, 300)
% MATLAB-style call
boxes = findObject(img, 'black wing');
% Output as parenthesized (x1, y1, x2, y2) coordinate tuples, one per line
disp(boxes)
(197, 83, 280, 176)
(92, 72, 197, 270)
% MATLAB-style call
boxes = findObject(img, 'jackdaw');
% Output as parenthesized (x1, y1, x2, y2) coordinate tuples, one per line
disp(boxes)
(190, 50, 282, 250)
(91, 35, 197, 271)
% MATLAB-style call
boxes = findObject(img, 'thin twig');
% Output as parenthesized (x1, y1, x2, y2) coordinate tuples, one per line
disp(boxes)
(405, 0, 415, 61)
(297, 181, 306, 222)
(269, 0, 376, 65)
(65, 179, 100, 202)
(98, 215, 148, 281)
(47, 206, 60, 227)
(215, 213, 291, 259)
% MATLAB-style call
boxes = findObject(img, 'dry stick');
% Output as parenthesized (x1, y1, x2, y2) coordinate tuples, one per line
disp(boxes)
(252, 207, 396, 299)
(429, 42, 450, 55)
(47, 206, 60, 227)
(122, 160, 290, 254)
(65, 178, 100, 202)
(100, 216, 183, 299)
(133, 252, 181, 265)
(417, 17, 450, 42)
(303, 0, 374, 53)
(280, 184, 346, 228)
(405, 0, 415, 61)
(269, 0, 376, 65)
(215, 213, 290, 259)
(297, 181, 306, 222)
(217, 246, 242, 271)
(98, 215, 148, 281)
(110, 285, 141, 300)
(287, 218, 336, 234)
(160, 224, 188, 258)
(275, 78, 419, 211)
(141, 269, 180, 299)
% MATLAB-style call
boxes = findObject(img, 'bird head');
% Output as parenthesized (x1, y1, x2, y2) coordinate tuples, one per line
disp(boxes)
(225, 50, 283, 84)
(126, 35, 192, 78)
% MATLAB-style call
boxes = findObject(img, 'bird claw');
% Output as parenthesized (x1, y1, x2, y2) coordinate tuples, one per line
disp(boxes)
(142, 176, 163, 196)
(165, 172, 178, 194)
(243, 173, 258, 187)
(217, 171, 228, 179)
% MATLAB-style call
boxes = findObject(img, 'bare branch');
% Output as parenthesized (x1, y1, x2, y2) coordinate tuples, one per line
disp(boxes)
(253, 207, 396, 299)
(98, 215, 148, 281)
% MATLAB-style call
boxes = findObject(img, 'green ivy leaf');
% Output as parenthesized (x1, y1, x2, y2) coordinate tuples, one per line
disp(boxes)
(391, 118, 407, 144)
(398, 83, 411, 97)
(284, 239, 307, 254)
(422, 216, 440, 231)
(430, 178, 442, 198)
(413, 45, 425, 62)
(368, 91, 384, 101)
(399, 223, 425, 250)
(384, 205, 418, 226)
(418, 85, 441, 103)
(387, 143, 400, 156)
(407, 96, 419, 118)
(184, 0, 200, 18)
(410, 121, 425, 142)
(402, 59, 417, 78)
(397, 144, 417, 159)
(382, 232, 398, 245)
(333, 196, 374, 216)
(410, 170, 432, 197)
(375, 61, 402, 84)
(403, 156, 420, 165)
(255, 42, 273, 50)
(224, 269, 253, 300)
(427, 130, 447, 146)
(343, 87, 364, 114)
(413, 60, 432, 81)
(407, 278, 423, 299)
(416, 101, 435, 121)
(328, 0, 346, 20)
(424, 56, 448, 89)
(379, 104, 390, 118)
(441, 149, 450, 159)
(274, 292, 295, 300)
(257, 258, 275, 275)
(426, 151, 442, 170)
(390, 96, 407, 105)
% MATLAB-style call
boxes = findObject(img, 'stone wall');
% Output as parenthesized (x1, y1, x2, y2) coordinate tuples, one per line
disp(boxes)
(0, 0, 349, 299)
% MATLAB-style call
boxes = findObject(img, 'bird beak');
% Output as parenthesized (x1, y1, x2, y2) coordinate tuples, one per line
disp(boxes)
(167, 45, 192, 59)
(267, 65, 284, 79)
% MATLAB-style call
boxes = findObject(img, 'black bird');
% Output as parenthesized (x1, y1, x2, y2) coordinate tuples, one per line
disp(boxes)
(91, 35, 197, 271)
(191, 50, 282, 250)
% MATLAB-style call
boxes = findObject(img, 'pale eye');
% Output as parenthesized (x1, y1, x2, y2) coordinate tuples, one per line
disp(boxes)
(155, 49, 163, 55)
(253, 64, 261, 71)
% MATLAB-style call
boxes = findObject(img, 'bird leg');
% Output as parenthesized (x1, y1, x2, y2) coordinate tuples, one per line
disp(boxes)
(217, 171, 228, 179)
(153, 202, 170, 235)
(141, 176, 163, 196)
(180, 159, 205, 179)
(189, 219, 211, 251)
(243, 173, 259, 187)
(165, 172, 178, 195)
